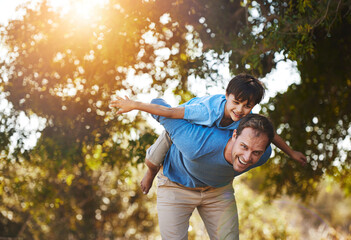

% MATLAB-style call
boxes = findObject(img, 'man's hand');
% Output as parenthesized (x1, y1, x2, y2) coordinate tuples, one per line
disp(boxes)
(109, 96, 136, 114)
(290, 151, 307, 166)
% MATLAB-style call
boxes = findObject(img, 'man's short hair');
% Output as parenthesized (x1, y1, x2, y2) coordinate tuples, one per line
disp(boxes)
(226, 73, 265, 105)
(236, 114, 275, 148)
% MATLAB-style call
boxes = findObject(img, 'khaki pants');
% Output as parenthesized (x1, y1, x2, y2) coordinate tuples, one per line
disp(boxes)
(156, 172, 239, 240)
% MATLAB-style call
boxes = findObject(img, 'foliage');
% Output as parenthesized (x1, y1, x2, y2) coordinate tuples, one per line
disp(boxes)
(1, 0, 159, 238)
(238, 176, 351, 240)
(260, 3, 351, 199)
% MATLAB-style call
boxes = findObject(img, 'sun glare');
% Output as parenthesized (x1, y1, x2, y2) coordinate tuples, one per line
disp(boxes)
(48, 0, 108, 21)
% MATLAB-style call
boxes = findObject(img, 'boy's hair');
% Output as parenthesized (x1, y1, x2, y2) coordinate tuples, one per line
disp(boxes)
(236, 113, 274, 149)
(226, 73, 265, 105)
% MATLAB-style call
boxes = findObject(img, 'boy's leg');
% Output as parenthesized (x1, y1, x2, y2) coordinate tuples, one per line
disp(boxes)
(197, 182, 239, 240)
(140, 130, 172, 194)
(146, 130, 172, 165)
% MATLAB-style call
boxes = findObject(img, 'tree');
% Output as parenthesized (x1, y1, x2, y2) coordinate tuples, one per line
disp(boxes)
(258, 0, 351, 199)
(1, 1, 159, 238)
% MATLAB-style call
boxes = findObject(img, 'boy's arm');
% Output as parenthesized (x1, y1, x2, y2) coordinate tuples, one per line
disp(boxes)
(272, 133, 307, 166)
(110, 96, 184, 119)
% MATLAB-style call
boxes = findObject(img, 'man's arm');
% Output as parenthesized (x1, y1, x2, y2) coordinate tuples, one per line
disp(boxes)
(272, 133, 307, 166)
(110, 96, 184, 118)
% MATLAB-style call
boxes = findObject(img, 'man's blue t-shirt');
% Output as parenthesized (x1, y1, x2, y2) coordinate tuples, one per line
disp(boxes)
(152, 98, 272, 188)
(182, 94, 242, 130)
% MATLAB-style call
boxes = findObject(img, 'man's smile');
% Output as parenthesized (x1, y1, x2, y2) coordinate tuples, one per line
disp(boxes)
(238, 156, 248, 165)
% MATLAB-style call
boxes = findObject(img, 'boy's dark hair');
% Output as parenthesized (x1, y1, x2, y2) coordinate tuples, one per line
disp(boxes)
(226, 73, 265, 105)
(236, 113, 274, 149)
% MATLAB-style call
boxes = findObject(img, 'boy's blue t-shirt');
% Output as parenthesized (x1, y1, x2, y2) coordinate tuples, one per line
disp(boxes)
(182, 94, 245, 130)
(152, 98, 272, 188)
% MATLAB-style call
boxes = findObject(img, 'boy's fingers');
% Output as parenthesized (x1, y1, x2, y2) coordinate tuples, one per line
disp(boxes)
(116, 109, 125, 114)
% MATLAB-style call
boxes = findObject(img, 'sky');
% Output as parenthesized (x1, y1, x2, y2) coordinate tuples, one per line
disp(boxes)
(0, 0, 26, 25)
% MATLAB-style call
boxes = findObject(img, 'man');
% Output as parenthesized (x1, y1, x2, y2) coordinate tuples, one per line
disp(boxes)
(150, 98, 274, 240)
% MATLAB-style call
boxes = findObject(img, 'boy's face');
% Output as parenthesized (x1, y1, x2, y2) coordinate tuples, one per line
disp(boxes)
(230, 128, 268, 172)
(225, 94, 255, 122)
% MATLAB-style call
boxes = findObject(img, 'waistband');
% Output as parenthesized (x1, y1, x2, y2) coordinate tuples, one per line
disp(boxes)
(159, 168, 216, 192)
(174, 182, 216, 192)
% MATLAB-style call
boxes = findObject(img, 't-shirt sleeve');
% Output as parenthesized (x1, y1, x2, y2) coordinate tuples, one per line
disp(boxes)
(183, 95, 224, 127)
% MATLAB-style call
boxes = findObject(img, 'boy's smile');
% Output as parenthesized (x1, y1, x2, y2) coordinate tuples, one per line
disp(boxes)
(224, 94, 255, 122)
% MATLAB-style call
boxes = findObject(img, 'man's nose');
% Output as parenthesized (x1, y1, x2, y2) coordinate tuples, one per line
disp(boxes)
(243, 151, 251, 162)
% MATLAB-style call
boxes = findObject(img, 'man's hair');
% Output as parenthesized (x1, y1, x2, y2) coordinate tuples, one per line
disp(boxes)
(226, 73, 265, 105)
(236, 114, 275, 148)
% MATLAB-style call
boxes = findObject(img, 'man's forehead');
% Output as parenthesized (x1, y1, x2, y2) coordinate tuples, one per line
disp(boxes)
(237, 128, 268, 147)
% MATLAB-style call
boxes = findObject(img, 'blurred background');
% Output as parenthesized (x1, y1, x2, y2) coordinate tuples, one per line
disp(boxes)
(0, 0, 350, 239)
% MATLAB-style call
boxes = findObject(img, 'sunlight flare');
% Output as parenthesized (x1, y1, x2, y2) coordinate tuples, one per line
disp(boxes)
(48, 0, 108, 21)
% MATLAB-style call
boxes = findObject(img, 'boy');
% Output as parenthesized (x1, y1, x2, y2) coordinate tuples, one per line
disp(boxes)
(110, 74, 307, 194)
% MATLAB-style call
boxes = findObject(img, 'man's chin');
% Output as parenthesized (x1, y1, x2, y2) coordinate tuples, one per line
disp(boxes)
(233, 165, 248, 172)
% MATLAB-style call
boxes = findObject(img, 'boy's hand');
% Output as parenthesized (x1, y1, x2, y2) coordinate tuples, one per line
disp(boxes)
(290, 151, 307, 166)
(109, 96, 136, 114)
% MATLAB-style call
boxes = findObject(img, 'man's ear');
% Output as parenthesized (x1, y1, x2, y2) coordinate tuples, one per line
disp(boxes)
(232, 129, 237, 139)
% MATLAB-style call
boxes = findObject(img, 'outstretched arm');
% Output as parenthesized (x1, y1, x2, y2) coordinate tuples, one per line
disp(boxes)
(110, 96, 185, 118)
(272, 133, 307, 166)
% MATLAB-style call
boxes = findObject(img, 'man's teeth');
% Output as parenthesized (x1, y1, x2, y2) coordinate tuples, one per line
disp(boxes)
(238, 158, 247, 165)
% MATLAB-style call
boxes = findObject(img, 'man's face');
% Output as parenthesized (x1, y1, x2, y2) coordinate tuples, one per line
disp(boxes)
(225, 94, 255, 122)
(231, 127, 268, 172)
